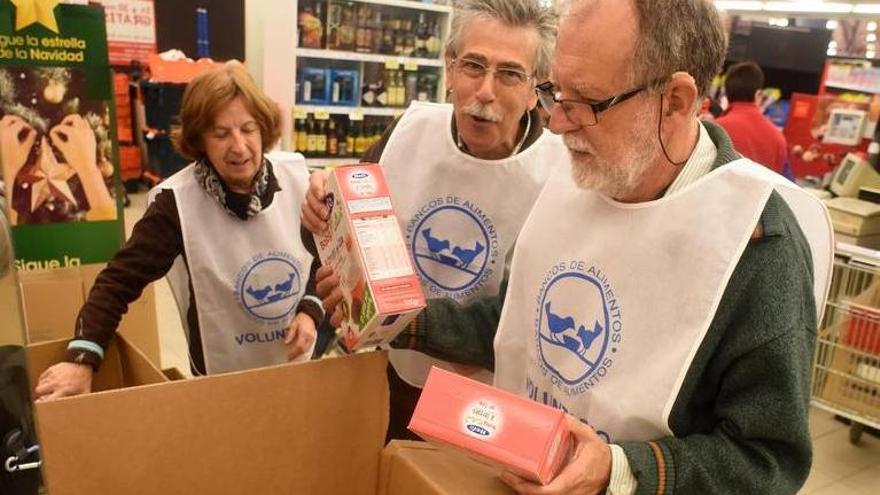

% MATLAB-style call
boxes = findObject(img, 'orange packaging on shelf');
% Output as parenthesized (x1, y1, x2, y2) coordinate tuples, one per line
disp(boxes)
(314, 163, 426, 351)
(409, 367, 572, 485)
(147, 53, 223, 84)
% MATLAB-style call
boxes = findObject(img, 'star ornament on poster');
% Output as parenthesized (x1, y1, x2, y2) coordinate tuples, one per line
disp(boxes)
(28, 137, 76, 212)
(10, 0, 61, 34)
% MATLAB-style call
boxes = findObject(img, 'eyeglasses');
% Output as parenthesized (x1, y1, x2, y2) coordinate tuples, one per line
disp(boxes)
(535, 80, 649, 126)
(451, 58, 533, 88)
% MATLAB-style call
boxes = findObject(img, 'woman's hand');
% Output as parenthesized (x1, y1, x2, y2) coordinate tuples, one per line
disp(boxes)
(34, 362, 94, 401)
(50, 114, 115, 220)
(284, 312, 317, 362)
(301, 169, 330, 233)
(0, 115, 37, 189)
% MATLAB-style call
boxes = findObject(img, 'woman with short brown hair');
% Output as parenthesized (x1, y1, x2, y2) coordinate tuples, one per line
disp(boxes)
(35, 62, 322, 398)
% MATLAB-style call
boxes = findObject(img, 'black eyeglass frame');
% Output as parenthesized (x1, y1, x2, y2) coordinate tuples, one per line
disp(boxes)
(535, 80, 657, 126)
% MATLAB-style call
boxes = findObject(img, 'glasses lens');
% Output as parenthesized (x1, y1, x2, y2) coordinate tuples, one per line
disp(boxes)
(497, 69, 528, 87)
(457, 59, 486, 78)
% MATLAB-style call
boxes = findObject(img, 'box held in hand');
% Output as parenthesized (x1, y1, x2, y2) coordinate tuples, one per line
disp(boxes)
(314, 164, 426, 351)
(408, 367, 571, 485)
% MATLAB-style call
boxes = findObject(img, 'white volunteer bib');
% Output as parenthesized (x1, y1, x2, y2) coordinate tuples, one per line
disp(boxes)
(494, 159, 832, 442)
(148, 152, 314, 374)
(380, 102, 568, 387)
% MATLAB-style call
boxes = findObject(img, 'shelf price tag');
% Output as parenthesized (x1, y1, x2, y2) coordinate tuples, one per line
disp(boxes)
(349, 111, 364, 121)
(385, 59, 401, 70)
(314, 108, 330, 120)
(293, 108, 308, 119)
(404, 60, 419, 71)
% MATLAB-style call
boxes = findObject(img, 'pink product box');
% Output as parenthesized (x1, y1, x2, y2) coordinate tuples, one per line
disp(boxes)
(408, 367, 571, 485)
(314, 163, 426, 351)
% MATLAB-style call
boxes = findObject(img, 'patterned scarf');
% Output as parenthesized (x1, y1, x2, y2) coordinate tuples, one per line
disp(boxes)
(193, 158, 270, 220)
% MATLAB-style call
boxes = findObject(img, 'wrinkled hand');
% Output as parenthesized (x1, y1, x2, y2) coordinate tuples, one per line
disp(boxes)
(501, 415, 611, 495)
(285, 312, 317, 362)
(316, 265, 343, 327)
(301, 169, 330, 234)
(49, 114, 97, 178)
(0, 115, 37, 182)
(34, 362, 94, 401)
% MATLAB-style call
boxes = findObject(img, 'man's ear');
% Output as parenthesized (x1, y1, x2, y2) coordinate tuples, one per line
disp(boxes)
(664, 71, 699, 118)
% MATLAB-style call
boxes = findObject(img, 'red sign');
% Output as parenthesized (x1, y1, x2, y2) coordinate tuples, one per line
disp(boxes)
(101, 0, 156, 66)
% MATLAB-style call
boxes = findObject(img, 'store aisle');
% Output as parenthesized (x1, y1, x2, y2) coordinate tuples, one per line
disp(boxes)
(124, 191, 880, 493)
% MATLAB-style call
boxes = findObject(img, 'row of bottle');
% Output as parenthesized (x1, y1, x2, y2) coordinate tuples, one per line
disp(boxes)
(300, 1, 443, 58)
(362, 69, 440, 108)
(293, 114, 390, 158)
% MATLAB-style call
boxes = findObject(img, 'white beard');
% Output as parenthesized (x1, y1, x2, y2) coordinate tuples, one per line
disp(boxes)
(564, 109, 658, 198)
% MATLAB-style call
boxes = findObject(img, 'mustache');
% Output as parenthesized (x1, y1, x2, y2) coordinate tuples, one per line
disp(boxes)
(562, 133, 595, 154)
(463, 102, 503, 123)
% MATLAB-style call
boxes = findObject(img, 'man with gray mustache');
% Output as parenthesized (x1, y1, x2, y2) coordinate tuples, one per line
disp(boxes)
(300, 0, 569, 441)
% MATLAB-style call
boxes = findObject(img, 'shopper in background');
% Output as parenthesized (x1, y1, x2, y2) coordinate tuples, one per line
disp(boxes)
(34, 62, 323, 400)
(320, 0, 832, 493)
(716, 61, 792, 179)
(301, 0, 569, 442)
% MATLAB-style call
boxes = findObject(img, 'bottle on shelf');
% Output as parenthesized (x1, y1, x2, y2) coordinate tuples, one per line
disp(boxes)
(316, 119, 328, 155)
(346, 121, 356, 157)
(306, 117, 318, 157)
(414, 13, 429, 58)
(327, 119, 339, 157)
(295, 117, 308, 153)
(427, 20, 442, 58)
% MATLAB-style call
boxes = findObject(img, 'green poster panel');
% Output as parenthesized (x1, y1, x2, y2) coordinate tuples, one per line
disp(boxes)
(0, 0, 124, 269)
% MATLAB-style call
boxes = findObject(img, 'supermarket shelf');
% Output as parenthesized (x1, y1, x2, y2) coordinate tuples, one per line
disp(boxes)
(354, 0, 453, 14)
(825, 81, 880, 94)
(295, 105, 406, 117)
(297, 47, 444, 67)
(305, 157, 361, 168)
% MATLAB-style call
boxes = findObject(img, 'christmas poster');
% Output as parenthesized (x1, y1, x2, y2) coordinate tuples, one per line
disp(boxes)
(0, 0, 123, 270)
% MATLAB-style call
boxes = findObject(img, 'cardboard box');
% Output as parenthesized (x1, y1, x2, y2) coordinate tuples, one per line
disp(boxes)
(315, 164, 426, 351)
(409, 367, 571, 485)
(379, 441, 515, 495)
(17, 263, 160, 366)
(28, 341, 390, 495)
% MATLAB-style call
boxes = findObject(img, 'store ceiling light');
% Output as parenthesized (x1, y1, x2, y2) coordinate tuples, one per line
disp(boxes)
(715, 1, 764, 10)
(854, 4, 880, 14)
(869, 33, 878, 42)
(870, 22, 879, 32)
(763, 2, 853, 13)
(827, 19, 839, 29)
(828, 48, 838, 55)
(867, 50, 876, 58)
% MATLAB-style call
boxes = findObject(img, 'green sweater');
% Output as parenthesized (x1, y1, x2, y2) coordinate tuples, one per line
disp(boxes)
(392, 122, 816, 494)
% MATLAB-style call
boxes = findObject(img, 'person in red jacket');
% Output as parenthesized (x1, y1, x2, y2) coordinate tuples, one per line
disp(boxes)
(716, 61, 792, 179)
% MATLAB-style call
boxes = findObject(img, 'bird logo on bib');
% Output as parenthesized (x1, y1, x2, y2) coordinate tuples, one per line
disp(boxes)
(532, 261, 623, 397)
(234, 252, 304, 322)
(406, 196, 499, 301)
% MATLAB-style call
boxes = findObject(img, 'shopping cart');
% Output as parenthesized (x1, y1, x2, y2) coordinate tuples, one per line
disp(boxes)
(811, 243, 880, 444)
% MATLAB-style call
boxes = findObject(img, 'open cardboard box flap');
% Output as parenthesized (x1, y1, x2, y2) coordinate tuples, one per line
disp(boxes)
(27, 338, 389, 495)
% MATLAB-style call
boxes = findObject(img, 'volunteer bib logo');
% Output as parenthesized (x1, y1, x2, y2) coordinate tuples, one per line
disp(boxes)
(534, 261, 623, 393)
(235, 252, 303, 321)
(406, 196, 498, 300)
(347, 170, 377, 196)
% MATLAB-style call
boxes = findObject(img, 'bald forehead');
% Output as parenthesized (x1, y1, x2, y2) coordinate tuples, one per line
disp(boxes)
(554, 0, 639, 95)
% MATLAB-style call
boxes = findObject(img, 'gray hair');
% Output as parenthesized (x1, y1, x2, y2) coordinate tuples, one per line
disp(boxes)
(632, 0, 726, 98)
(445, 0, 558, 80)
(560, 0, 726, 99)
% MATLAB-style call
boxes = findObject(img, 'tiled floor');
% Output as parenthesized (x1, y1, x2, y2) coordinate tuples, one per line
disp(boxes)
(125, 191, 880, 493)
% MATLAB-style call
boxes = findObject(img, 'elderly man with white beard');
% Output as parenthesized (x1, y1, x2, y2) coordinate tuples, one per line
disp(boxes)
(300, 0, 569, 442)
(316, 0, 834, 494)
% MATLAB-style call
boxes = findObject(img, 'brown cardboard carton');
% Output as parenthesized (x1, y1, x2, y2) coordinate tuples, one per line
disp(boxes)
(28, 346, 389, 495)
(379, 441, 515, 495)
(17, 263, 160, 365)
